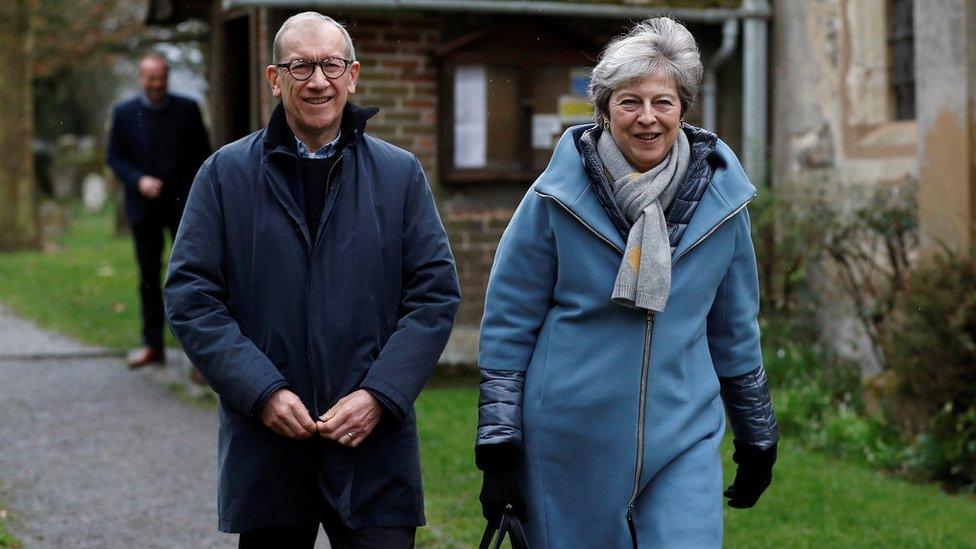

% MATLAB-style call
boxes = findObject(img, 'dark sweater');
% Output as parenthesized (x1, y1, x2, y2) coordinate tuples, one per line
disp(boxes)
(299, 156, 335, 242)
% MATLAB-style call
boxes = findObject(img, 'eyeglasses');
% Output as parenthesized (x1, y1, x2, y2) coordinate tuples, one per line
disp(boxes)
(275, 58, 353, 81)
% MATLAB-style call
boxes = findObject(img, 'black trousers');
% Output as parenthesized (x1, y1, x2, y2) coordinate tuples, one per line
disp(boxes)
(131, 206, 181, 349)
(238, 502, 415, 549)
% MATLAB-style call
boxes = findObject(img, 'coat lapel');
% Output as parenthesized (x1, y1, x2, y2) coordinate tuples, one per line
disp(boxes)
(534, 126, 627, 254)
(672, 139, 756, 263)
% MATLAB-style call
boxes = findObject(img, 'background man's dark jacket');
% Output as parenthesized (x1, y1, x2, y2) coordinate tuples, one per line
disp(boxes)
(107, 94, 211, 223)
(164, 103, 461, 532)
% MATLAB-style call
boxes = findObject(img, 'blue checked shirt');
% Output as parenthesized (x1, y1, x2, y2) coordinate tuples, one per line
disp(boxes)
(295, 132, 341, 159)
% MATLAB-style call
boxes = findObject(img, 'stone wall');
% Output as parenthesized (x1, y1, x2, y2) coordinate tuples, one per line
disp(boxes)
(915, 0, 976, 251)
(771, 0, 917, 202)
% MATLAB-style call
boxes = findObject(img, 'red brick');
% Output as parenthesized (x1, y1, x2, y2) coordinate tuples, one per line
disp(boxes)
(403, 98, 435, 109)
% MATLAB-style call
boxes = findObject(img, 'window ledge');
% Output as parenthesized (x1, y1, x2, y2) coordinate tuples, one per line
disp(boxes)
(848, 120, 917, 158)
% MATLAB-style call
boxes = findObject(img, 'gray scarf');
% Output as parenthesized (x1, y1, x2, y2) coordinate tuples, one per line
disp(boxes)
(596, 129, 690, 312)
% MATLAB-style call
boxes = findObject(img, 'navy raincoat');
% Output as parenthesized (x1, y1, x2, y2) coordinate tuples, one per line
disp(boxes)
(165, 103, 460, 532)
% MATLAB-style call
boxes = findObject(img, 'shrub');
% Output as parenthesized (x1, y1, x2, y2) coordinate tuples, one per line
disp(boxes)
(823, 183, 918, 370)
(883, 248, 976, 490)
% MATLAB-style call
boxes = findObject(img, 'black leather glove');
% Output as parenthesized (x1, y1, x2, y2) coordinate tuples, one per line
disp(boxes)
(724, 440, 776, 509)
(476, 443, 527, 523)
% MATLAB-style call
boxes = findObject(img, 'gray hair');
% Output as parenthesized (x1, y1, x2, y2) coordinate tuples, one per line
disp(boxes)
(588, 17, 702, 122)
(272, 11, 356, 63)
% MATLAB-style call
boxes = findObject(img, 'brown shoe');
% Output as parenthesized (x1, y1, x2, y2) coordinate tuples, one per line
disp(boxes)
(127, 346, 165, 368)
(188, 367, 208, 386)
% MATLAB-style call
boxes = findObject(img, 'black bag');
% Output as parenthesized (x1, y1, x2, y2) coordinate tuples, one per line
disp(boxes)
(479, 510, 529, 549)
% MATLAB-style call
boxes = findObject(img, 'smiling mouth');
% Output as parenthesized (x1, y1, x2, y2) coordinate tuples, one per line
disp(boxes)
(634, 132, 661, 143)
(303, 97, 331, 105)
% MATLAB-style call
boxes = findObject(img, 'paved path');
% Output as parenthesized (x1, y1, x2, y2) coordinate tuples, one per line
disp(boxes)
(0, 306, 236, 548)
(0, 306, 336, 548)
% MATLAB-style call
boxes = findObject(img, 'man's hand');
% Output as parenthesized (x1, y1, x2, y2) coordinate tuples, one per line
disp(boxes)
(259, 388, 317, 439)
(317, 389, 383, 447)
(137, 175, 163, 199)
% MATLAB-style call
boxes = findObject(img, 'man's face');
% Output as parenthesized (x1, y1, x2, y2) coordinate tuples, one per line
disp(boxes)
(138, 58, 169, 105)
(266, 22, 360, 147)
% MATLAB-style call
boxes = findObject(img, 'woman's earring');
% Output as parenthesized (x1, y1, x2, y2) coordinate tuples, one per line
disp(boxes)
(602, 118, 610, 131)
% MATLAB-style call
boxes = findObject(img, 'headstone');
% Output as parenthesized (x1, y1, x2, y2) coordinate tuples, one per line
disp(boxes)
(38, 199, 70, 251)
(50, 134, 79, 199)
(82, 173, 108, 212)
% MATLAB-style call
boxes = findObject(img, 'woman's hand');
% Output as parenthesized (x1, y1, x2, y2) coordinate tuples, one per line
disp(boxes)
(724, 440, 777, 508)
(480, 468, 528, 523)
(476, 443, 528, 522)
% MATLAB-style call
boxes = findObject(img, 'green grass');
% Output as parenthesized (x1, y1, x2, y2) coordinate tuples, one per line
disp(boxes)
(0, 505, 19, 549)
(0, 204, 175, 350)
(415, 387, 976, 548)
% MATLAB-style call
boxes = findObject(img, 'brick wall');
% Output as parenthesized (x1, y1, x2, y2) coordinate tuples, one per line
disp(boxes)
(349, 15, 523, 343)
(441, 206, 514, 327)
(349, 16, 439, 178)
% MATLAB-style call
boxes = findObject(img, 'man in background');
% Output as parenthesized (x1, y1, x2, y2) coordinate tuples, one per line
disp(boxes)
(107, 53, 211, 370)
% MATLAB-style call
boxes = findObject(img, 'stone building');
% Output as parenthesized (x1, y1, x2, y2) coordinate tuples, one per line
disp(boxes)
(770, 0, 975, 370)
(773, 0, 974, 256)
(146, 0, 974, 365)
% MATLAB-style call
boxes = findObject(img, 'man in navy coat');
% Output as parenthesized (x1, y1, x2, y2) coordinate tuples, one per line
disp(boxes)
(107, 53, 211, 367)
(164, 12, 460, 547)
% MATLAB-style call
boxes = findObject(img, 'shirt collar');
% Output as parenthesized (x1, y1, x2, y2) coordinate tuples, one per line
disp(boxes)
(139, 93, 170, 111)
(295, 132, 341, 159)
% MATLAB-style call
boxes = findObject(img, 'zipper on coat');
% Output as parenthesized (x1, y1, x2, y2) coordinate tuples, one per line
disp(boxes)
(626, 309, 654, 549)
(304, 252, 321, 417)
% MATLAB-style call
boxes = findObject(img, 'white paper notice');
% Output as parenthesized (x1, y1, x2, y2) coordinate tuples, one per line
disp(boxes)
(531, 114, 562, 149)
(454, 65, 487, 168)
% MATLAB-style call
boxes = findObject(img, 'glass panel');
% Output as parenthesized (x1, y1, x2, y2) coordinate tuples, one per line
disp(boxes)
(454, 64, 488, 168)
(887, 0, 915, 120)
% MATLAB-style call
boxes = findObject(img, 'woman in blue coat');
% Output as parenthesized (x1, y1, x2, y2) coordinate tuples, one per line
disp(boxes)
(475, 17, 779, 548)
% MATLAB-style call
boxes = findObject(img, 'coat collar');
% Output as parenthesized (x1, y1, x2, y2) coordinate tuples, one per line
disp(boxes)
(533, 125, 756, 261)
(263, 100, 379, 158)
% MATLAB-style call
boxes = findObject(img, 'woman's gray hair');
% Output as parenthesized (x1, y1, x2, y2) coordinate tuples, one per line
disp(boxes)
(588, 17, 702, 122)
(273, 12, 356, 63)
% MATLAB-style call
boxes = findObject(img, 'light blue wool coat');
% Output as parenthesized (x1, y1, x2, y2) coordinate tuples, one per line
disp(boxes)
(479, 126, 761, 548)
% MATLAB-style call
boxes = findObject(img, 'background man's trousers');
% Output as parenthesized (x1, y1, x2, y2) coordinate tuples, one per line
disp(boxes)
(132, 205, 181, 350)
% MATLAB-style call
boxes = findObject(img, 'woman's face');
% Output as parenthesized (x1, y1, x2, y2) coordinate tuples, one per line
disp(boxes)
(607, 72, 682, 172)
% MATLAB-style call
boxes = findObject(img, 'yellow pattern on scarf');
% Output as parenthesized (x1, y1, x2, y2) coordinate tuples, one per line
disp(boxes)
(626, 246, 642, 273)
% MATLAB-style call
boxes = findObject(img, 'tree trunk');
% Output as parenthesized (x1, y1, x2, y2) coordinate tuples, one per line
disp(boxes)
(0, 0, 39, 250)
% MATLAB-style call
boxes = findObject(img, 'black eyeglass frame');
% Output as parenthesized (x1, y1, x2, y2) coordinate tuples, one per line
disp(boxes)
(275, 58, 354, 81)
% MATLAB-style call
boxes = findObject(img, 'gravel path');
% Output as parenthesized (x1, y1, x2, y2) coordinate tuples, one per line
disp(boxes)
(0, 307, 236, 548)
(0, 307, 335, 548)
